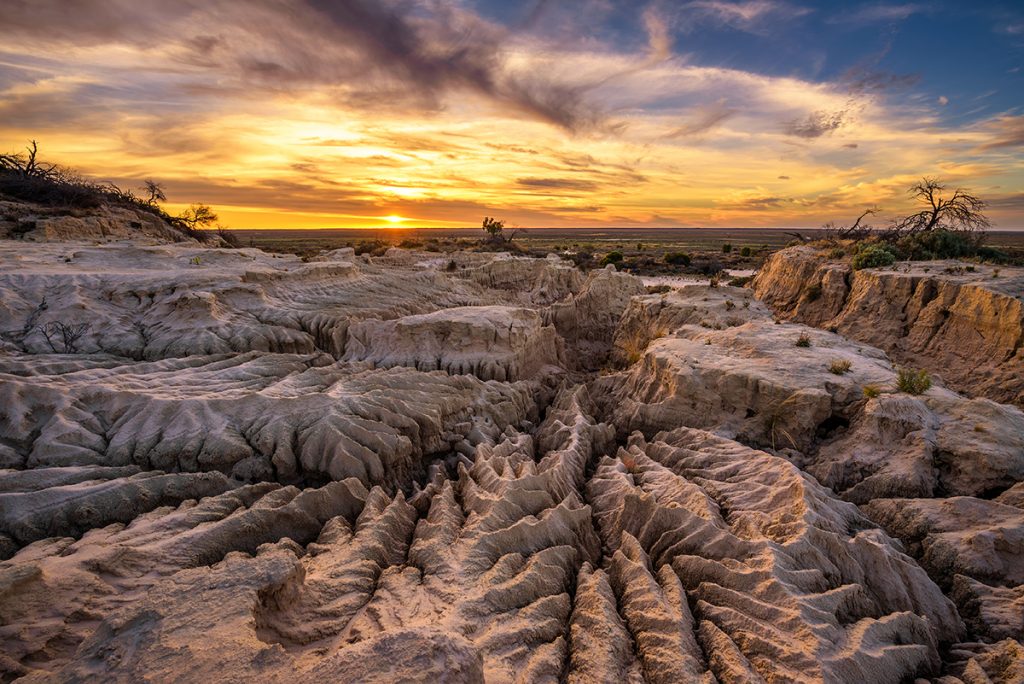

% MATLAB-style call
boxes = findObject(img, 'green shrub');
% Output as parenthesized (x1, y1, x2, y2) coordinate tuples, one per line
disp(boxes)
(600, 251, 624, 266)
(722, 243, 733, 254)
(795, 333, 811, 347)
(851, 243, 897, 270)
(895, 229, 975, 261)
(896, 367, 932, 395)
(862, 384, 881, 399)
(828, 248, 846, 259)
(976, 245, 1008, 263)
(665, 252, 691, 266)
(740, 246, 752, 257)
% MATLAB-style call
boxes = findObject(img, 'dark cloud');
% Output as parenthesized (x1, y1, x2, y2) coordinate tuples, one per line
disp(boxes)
(517, 177, 601, 191)
(0, 0, 607, 132)
(720, 196, 789, 209)
(843, 143, 859, 148)
(784, 110, 846, 138)
(975, 115, 1024, 151)
(777, 175, 790, 179)
(842, 69, 920, 94)
(987, 192, 1024, 209)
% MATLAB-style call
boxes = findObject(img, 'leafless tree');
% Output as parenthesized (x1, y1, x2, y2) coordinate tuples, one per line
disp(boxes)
(177, 204, 218, 230)
(889, 178, 990, 238)
(823, 208, 877, 241)
(0, 140, 59, 179)
(39, 321, 88, 353)
(142, 179, 167, 205)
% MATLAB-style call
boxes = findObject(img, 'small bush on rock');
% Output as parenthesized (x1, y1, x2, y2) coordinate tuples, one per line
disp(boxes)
(896, 367, 932, 395)
(851, 243, 897, 270)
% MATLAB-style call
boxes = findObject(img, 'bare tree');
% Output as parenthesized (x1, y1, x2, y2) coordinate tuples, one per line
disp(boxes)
(0, 140, 59, 179)
(142, 179, 167, 205)
(177, 204, 218, 230)
(39, 321, 88, 353)
(890, 178, 990, 238)
(824, 208, 877, 241)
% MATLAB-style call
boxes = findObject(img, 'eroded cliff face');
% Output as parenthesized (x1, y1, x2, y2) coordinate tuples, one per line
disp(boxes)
(751, 246, 1024, 406)
(1, 242, 1023, 683)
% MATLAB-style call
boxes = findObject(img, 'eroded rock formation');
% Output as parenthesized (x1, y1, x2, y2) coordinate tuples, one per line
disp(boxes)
(752, 246, 1024, 406)
(1, 241, 1022, 682)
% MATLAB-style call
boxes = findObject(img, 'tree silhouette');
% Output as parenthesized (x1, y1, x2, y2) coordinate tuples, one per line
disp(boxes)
(890, 178, 990, 237)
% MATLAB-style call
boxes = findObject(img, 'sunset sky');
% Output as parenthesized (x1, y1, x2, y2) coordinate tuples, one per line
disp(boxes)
(1, 1, 1023, 229)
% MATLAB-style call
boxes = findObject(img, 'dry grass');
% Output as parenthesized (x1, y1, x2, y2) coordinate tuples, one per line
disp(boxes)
(828, 359, 852, 375)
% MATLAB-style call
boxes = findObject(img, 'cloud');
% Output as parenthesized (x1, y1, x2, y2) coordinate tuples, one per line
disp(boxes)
(664, 99, 737, 138)
(938, 95, 949, 106)
(974, 115, 1024, 151)
(829, 3, 925, 25)
(784, 109, 846, 138)
(642, 7, 673, 62)
(675, 1, 812, 34)
(516, 177, 601, 192)
(0, 0, 608, 133)
(719, 195, 789, 209)
(777, 175, 790, 179)
(842, 143, 859, 148)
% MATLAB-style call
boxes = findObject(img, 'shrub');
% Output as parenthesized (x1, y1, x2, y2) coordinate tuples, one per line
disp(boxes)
(354, 239, 388, 256)
(896, 367, 932, 395)
(728, 275, 752, 287)
(828, 248, 846, 259)
(895, 229, 975, 261)
(828, 359, 852, 375)
(740, 246, 752, 257)
(601, 251, 624, 266)
(665, 251, 691, 266)
(722, 243, 733, 253)
(216, 226, 241, 248)
(795, 333, 811, 347)
(851, 243, 897, 270)
(976, 245, 1008, 263)
(862, 384, 881, 399)
(725, 300, 735, 310)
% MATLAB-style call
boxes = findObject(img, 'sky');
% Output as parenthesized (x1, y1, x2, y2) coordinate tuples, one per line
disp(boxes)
(1, 1, 1023, 229)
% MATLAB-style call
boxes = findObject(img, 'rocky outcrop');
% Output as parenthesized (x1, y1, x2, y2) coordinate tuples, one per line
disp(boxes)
(752, 246, 1024, 406)
(544, 266, 647, 368)
(2, 241, 1023, 681)
(587, 427, 963, 681)
(0, 352, 536, 487)
(343, 305, 564, 381)
(0, 199, 197, 244)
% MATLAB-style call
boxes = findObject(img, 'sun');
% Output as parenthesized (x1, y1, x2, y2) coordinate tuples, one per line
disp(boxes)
(383, 215, 405, 224)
